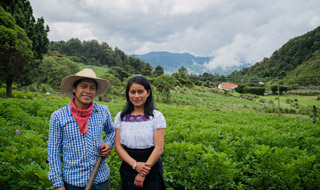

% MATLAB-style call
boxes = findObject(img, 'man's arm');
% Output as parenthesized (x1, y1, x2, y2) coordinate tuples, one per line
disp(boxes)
(103, 108, 115, 149)
(48, 113, 64, 188)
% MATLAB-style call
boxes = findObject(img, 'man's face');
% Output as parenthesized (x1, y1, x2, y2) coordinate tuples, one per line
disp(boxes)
(72, 79, 97, 109)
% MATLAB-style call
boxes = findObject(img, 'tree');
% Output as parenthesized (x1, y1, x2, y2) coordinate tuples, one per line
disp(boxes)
(0, 0, 49, 59)
(153, 75, 177, 102)
(177, 66, 188, 78)
(0, 7, 33, 97)
(154, 65, 164, 76)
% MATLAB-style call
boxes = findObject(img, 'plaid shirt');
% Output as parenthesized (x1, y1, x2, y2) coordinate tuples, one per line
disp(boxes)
(48, 103, 115, 188)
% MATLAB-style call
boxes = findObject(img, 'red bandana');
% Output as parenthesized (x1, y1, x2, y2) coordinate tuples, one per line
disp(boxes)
(70, 98, 93, 136)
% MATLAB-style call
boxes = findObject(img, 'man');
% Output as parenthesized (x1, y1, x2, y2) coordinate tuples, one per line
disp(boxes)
(48, 68, 115, 190)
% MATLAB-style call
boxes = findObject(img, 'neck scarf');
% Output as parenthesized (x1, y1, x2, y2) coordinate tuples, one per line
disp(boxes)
(70, 98, 93, 136)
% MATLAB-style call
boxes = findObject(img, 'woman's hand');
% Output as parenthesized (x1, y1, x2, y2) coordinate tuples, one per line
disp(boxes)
(100, 143, 111, 158)
(136, 162, 151, 176)
(134, 174, 145, 188)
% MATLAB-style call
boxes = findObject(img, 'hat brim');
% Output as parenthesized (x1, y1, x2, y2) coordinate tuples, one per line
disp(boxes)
(60, 75, 110, 98)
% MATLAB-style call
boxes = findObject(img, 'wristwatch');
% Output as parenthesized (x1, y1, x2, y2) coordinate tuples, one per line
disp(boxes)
(132, 162, 137, 170)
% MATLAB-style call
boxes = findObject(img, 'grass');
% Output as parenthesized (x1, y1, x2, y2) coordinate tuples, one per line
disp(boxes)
(79, 64, 109, 77)
(261, 94, 320, 108)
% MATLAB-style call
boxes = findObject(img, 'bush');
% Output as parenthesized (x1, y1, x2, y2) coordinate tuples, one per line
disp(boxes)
(235, 85, 245, 93)
(55, 96, 62, 101)
(288, 108, 297, 114)
(36, 94, 43, 100)
(0, 88, 6, 97)
(285, 98, 293, 104)
(26, 92, 34, 100)
(47, 96, 52, 101)
(243, 86, 265, 95)
(16, 91, 25, 99)
(271, 86, 288, 95)
(268, 100, 275, 105)
(259, 98, 266, 103)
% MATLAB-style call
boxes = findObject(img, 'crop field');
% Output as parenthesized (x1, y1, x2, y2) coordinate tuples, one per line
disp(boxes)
(0, 92, 319, 189)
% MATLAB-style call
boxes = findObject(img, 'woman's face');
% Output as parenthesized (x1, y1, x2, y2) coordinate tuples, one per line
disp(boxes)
(128, 83, 150, 109)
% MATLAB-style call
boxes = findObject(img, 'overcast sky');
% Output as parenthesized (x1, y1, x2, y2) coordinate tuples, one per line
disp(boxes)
(30, 0, 320, 70)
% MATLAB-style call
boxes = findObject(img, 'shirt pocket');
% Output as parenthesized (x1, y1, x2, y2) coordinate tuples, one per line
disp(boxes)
(90, 123, 104, 147)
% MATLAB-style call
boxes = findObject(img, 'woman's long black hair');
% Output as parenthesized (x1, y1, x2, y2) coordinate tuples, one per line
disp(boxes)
(120, 75, 155, 120)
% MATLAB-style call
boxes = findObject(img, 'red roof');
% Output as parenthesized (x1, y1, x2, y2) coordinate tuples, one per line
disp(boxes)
(219, 83, 238, 89)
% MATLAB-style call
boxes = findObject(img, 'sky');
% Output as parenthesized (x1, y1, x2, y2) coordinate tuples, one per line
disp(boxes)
(30, 0, 320, 70)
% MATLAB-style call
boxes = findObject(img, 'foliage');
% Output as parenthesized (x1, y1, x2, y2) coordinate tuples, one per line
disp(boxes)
(50, 39, 152, 77)
(39, 55, 80, 87)
(243, 86, 265, 95)
(271, 86, 288, 95)
(285, 50, 320, 85)
(26, 92, 34, 100)
(0, 88, 6, 97)
(1, 88, 320, 189)
(154, 65, 164, 76)
(0, 0, 50, 59)
(0, 7, 33, 97)
(153, 75, 177, 102)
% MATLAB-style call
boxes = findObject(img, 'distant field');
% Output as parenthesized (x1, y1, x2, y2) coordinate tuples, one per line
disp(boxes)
(260, 94, 320, 108)
(79, 64, 109, 77)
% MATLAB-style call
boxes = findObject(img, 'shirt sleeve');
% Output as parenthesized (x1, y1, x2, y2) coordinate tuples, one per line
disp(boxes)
(104, 107, 115, 149)
(48, 112, 64, 188)
(153, 111, 166, 130)
(114, 112, 121, 129)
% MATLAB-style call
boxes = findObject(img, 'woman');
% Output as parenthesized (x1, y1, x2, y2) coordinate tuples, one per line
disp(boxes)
(114, 75, 166, 189)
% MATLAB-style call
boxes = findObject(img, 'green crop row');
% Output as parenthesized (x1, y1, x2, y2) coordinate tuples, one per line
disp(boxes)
(0, 98, 319, 189)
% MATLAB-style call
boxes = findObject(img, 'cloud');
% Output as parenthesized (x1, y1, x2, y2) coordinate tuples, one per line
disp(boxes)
(30, 0, 320, 69)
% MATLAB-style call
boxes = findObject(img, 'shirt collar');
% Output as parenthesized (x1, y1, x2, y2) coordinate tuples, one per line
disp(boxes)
(67, 102, 99, 116)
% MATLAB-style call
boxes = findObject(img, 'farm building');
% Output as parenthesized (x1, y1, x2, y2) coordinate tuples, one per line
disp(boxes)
(218, 83, 238, 90)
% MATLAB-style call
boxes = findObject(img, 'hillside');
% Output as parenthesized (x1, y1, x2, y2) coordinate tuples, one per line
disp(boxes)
(285, 50, 320, 85)
(228, 26, 320, 85)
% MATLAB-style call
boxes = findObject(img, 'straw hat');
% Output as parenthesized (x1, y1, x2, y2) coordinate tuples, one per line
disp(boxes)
(60, 68, 110, 98)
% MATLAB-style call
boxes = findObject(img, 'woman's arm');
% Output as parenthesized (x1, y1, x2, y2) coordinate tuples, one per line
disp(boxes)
(115, 129, 151, 175)
(115, 129, 136, 167)
(146, 128, 165, 167)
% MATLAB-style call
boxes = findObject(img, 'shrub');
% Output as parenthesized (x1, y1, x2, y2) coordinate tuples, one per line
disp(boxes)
(11, 90, 17, 98)
(37, 94, 44, 100)
(0, 88, 6, 97)
(268, 100, 275, 105)
(47, 96, 52, 101)
(55, 96, 62, 101)
(285, 98, 293, 104)
(243, 86, 265, 95)
(26, 92, 34, 100)
(16, 91, 25, 99)
(288, 108, 297, 114)
(259, 98, 266, 103)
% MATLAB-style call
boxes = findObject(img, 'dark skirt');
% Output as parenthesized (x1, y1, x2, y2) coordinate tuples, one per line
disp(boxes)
(120, 146, 165, 190)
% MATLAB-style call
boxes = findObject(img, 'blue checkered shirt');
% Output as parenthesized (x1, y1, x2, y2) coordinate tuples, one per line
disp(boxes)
(48, 103, 115, 188)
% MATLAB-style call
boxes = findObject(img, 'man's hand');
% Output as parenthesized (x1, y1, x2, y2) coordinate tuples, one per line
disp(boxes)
(54, 187, 65, 190)
(100, 143, 111, 158)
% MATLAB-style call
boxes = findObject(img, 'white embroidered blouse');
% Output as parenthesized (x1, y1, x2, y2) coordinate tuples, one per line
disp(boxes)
(114, 110, 166, 149)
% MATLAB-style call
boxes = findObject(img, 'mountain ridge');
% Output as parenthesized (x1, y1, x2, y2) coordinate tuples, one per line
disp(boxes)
(133, 51, 250, 75)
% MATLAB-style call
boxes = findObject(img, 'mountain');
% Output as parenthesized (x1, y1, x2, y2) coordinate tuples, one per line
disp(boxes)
(228, 26, 320, 85)
(133, 51, 249, 75)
